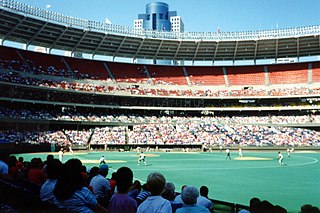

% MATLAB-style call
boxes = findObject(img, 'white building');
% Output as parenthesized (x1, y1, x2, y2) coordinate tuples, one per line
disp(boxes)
(134, 19, 143, 30)
(170, 16, 184, 33)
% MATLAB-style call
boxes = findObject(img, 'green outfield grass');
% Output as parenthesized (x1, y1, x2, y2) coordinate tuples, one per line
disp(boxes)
(16, 150, 320, 212)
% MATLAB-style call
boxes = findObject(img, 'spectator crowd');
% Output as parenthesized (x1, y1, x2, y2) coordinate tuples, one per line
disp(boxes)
(0, 152, 318, 213)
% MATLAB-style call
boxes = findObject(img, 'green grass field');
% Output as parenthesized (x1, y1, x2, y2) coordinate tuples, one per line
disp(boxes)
(15, 150, 320, 212)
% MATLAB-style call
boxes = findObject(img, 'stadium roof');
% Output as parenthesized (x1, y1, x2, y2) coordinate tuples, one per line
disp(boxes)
(0, 0, 320, 63)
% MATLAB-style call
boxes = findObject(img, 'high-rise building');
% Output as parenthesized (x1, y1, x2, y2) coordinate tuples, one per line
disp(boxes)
(134, 2, 184, 64)
(170, 16, 184, 33)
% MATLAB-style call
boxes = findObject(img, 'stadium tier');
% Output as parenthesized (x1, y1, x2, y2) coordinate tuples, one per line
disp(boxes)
(1, 45, 320, 95)
(0, 0, 320, 62)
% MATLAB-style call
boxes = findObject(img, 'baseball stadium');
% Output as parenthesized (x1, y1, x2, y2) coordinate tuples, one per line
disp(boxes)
(0, 0, 319, 213)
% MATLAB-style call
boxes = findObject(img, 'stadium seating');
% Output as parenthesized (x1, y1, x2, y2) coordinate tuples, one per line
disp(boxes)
(64, 57, 110, 80)
(107, 62, 149, 83)
(268, 63, 309, 85)
(146, 65, 187, 85)
(225, 65, 265, 86)
(311, 61, 320, 83)
(185, 66, 225, 86)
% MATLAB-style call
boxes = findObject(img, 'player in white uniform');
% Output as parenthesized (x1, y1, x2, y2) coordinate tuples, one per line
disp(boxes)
(238, 148, 243, 157)
(278, 152, 284, 166)
(58, 148, 64, 162)
(286, 148, 291, 158)
(138, 152, 147, 166)
(99, 155, 106, 165)
(226, 148, 231, 160)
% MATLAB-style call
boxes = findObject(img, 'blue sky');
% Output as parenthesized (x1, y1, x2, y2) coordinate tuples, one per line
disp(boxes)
(16, 0, 320, 32)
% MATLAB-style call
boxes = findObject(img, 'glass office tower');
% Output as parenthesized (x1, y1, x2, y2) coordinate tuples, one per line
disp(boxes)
(134, 2, 184, 64)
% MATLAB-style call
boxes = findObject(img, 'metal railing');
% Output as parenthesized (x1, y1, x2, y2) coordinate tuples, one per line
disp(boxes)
(1, 0, 320, 41)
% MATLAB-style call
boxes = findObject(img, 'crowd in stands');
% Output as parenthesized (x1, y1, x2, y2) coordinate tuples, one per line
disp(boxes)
(2, 106, 320, 125)
(91, 127, 126, 145)
(1, 111, 320, 147)
(0, 58, 99, 80)
(2, 61, 320, 98)
(1, 152, 318, 213)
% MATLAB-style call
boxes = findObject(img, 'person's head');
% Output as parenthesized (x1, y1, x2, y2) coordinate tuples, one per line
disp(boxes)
(199, 185, 209, 198)
(131, 180, 141, 190)
(162, 182, 176, 201)
(54, 158, 85, 200)
(46, 158, 62, 179)
(147, 172, 166, 196)
(181, 186, 199, 205)
(180, 185, 187, 192)
(46, 154, 54, 162)
(18, 156, 24, 163)
(7, 155, 17, 167)
(30, 157, 43, 169)
(300, 204, 320, 213)
(249, 197, 261, 213)
(116, 167, 133, 193)
(99, 164, 109, 177)
(89, 166, 100, 177)
(111, 172, 117, 180)
(257, 200, 274, 213)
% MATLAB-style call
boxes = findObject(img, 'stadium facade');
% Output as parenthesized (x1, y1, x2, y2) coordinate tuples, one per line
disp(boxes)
(0, 0, 319, 65)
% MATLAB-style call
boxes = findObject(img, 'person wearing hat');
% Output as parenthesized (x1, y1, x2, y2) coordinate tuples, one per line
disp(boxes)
(89, 164, 112, 208)
(176, 186, 210, 213)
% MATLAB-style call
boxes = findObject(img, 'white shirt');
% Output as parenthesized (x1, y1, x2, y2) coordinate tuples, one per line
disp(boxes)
(197, 196, 213, 210)
(278, 153, 283, 159)
(137, 195, 172, 213)
(139, 153, 145, 160)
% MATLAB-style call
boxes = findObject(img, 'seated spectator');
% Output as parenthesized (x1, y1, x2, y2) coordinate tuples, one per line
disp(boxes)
(238, 197, 260, 213)
(42, 154, 54, 174)
(137, 172, 172, 213)
(162, 182, 183, 212)
(17, 156, 24, 169)
(135, 183, 151, 206)
(53, 158, 107, 213)
(256, 200, 274, 213)
(176, 185, 210, 213)
(108, 166, 137, 213)
(28, 157, 46, 185)
(300, 204, 320, 213)
(7, 155, 19, 178)
(128, 180, 141, 199)
(108, 172, 117, 192)
(174, 185, 187, 204)
(162, 182, 176, 201)
(87, 166, 100, 185)
(89, 164, 112, 208)
(40, 159, 62, 204)
(197, 186, 213, 212)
